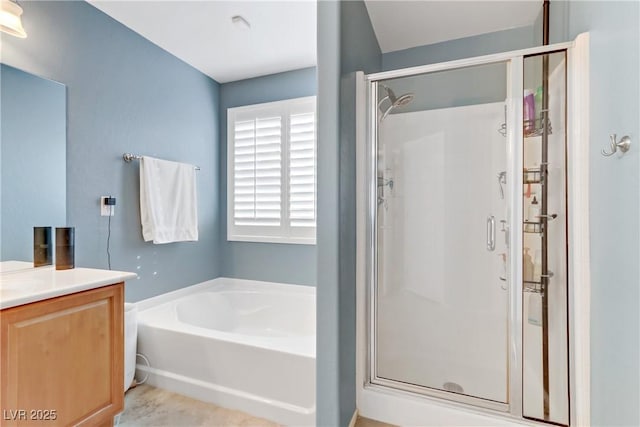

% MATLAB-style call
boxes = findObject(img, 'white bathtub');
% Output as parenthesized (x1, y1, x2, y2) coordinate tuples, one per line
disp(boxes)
(135, 278, 316, 426)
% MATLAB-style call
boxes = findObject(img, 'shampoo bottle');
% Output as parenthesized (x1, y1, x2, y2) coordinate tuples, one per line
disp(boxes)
(523, 248, 534, 282)
(528, 293, 543, 326)
(524, 90, 535, 134)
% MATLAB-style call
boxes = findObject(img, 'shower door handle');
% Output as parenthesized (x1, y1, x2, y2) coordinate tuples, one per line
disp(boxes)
(487, 216, 496, 251)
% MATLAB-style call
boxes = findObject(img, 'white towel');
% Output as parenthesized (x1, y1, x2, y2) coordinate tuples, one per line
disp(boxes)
(139, 156, 198, 244)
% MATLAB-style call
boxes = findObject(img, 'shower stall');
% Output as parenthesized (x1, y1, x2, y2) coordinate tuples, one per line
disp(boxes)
(356, 36, 590, 426)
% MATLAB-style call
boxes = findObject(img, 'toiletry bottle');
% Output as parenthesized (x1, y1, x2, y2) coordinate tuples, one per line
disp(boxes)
(523, 189, 529, 231)
(528, 292, 543, 326)
(529, 196, 540, 227)
(524, 90, 535, 134)
(535, 86, 543, 123)
(523, 248, 534, 282)
(533, 249, 542, 280)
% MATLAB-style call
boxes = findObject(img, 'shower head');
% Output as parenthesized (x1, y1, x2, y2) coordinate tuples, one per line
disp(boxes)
(393, 93, 414, 107)
(378, 85, 414, 121)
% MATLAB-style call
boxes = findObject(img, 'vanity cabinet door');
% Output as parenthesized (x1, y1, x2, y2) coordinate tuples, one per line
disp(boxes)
(0, 283, 124, 426)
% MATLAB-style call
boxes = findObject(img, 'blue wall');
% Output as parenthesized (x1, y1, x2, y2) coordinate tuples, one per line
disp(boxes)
(341, 1, 382, 74)
(380, 26, 537, 114)
(1, 1, 221, 301)
(219, 67, 317, 286)
(317, 0, 382, 425)
(1, 64, 66, 261)
(552, 1, 640, 425)
(317, 1, 343, 424)
(382, 25, 537, 71)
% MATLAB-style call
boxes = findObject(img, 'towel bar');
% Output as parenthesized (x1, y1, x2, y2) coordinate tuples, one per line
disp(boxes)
(122, 153, 200, 170)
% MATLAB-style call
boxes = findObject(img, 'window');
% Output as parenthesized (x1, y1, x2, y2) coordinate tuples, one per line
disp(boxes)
(227, 96, 316, 244)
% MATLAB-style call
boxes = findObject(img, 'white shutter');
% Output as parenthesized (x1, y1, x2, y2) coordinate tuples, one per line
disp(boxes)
(254, 116, 282, 225)
(233, 119, 257, 224)
(233, 117, 281, 227)
(228, 96, 316, 244)
(289, 112, 316, 228)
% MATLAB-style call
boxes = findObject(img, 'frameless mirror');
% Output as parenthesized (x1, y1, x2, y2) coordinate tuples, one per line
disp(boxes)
(0, 64, 67, 269)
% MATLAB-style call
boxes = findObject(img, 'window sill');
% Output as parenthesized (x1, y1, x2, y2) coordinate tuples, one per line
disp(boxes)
(227, 235, 316, 245)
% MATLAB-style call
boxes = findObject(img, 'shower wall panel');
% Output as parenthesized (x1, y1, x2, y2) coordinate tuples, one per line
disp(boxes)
(376, 102, 508, 403)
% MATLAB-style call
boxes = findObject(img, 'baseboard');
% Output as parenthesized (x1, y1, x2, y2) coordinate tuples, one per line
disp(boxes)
(348, 408, 359, 427)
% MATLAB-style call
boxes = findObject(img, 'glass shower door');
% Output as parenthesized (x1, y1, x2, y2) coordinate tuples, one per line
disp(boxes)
(372, 62, 510, 405)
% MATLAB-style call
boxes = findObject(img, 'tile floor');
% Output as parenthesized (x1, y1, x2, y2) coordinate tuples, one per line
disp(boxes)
(118, 385, 395, 427)
(354, 417, 395, 427)
(118, 385, 277, 426)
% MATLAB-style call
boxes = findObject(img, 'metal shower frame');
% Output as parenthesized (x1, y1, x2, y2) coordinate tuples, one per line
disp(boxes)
(363, 40, 574, 422)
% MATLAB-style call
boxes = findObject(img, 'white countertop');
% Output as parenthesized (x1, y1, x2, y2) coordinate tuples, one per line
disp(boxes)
(0, 267, 137, 309)
(0, 260, 35, 273)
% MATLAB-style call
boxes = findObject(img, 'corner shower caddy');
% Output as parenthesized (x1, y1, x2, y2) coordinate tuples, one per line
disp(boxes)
(523, 129, 557, 296)
(497, 49, 566, 422)
(524, 50, 562, 423)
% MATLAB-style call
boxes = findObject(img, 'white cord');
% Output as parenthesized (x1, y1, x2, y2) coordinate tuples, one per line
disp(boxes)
(135, 353, 151, 385)
(117, 353, 149, 426)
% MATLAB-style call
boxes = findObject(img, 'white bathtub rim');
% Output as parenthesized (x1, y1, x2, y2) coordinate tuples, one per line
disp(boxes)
(138, 320, 316, 358)
(135, 277, 315, 312)
(135, 277, 316, 358)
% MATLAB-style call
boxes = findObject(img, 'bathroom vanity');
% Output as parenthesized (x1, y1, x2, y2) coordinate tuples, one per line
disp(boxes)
(0, 267, 136, 426)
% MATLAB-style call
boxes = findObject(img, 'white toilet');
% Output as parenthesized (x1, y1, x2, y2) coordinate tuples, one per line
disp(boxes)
(124, 303, 138, 391)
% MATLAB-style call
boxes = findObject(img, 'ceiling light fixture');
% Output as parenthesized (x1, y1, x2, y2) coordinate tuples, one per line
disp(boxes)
(231, 15, 250, 30)
(0, 0, 27, 38)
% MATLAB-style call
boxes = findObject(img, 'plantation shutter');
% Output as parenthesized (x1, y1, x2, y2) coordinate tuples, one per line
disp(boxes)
(289, 112, 316, 228)
(232, 117, 282, 227)
(228, 96, 316, 244)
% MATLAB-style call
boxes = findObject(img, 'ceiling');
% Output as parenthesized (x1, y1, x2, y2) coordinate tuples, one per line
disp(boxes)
(88, 1, 317, 83)
(88, 1, 541, 84)
(364, 0, 542, 53)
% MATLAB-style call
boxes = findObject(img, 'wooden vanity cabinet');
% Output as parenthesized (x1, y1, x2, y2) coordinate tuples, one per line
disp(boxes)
(0, 283, 124, 426)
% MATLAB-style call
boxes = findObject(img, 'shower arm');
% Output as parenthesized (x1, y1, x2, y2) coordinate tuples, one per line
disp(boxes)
(377, 96, 391, 109)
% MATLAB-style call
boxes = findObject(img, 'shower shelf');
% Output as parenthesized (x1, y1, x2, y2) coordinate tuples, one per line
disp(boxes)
(524, 116, 553, 137)
(523, 168, 543, 184)
(524, 221, 543, 234)
(524, 276, 555, 293)
(497, 116, 552, 138)
(524, 281, 543, 293)
(524, 270, 555, 292)
(499, 279, 546, 293)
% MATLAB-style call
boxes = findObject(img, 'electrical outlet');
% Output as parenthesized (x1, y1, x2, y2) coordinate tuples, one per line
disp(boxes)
(100, 196, 115, 216)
